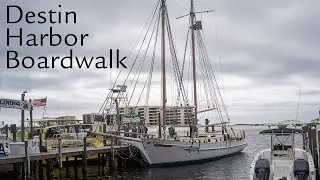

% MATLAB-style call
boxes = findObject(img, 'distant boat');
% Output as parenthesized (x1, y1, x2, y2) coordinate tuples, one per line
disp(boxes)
(249, 125, 316, 180)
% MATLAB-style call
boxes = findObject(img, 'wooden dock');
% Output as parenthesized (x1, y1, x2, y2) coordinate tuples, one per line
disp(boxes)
(0, 145, 128, 165)
(0, 136, 143, 180)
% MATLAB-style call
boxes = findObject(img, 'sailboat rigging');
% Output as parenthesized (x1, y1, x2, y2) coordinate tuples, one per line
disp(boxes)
(94, 0, 247, 166)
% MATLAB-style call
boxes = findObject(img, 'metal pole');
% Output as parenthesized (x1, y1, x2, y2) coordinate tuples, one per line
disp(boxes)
(21, 92, 26, 142)
(190, 0, 198, 138)
(58, 138, 62, 168)
(161, 0, 167, 139)
(115, 99, 120, 131)
(29, 99, 33, 139)
(158, 113, 162, 138)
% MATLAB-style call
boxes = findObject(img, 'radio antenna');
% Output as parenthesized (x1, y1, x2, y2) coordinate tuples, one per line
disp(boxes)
(295, 85, 302, 121)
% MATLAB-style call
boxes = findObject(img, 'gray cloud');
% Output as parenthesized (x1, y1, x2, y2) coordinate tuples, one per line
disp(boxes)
(1, 0, 320, 124)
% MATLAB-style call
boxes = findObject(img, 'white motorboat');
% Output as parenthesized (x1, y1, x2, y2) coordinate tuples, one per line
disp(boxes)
(249, 125, 316, 180)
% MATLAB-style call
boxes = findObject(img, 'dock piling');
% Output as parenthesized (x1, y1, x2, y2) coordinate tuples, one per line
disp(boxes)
(74, 156, 78, 180)
(0, 141, 133, 179)
(66, 156, 70, 179)
(82, 137, 88, 180)
(24, 140, 30, 180)
(58, 138, 63, 179)
(38, 160, 43, 180)
(98, 153, 101, 170)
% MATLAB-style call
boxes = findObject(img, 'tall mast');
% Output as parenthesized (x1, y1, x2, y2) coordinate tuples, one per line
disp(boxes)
(190, 0, 198, 126)
(161, 0, 167, 138)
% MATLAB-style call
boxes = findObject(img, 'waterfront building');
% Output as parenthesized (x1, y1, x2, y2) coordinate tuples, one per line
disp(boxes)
(85, 105, 195, 127)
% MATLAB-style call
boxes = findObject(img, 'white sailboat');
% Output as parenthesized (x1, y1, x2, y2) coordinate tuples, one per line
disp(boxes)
(97, 0, 247, 166)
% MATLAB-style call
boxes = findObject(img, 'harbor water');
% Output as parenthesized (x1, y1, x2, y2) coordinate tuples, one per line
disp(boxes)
(83, 126, 302, 180)
(1, 126, 303, 180)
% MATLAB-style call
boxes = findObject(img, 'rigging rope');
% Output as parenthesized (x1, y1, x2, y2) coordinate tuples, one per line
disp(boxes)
(97, 0, 160, 115)
(135, 11, 161, 108)
(128, 9, 161, 105)
(94, 1, 161, 134)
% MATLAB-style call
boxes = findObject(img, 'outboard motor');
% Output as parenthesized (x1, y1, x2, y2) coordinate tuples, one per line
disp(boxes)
(294, 159, 309, 180)
(254, 159, 270, 180)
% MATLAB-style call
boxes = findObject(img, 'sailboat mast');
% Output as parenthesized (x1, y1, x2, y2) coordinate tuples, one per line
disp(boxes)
(161, 0, 167, 138)
(190, 0, 198, 125)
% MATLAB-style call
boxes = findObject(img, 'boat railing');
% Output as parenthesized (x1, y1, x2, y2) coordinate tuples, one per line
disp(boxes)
(45, 136, 103, 149)
(302, 144, 312, 154)
(113, 131, 155, 139)
(51, 133, 88, 140)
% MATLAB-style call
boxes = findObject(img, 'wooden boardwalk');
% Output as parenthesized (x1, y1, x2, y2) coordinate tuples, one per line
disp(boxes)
(0, 145, 128, 165)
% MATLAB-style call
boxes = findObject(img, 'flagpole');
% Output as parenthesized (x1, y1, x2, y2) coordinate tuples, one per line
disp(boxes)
(29, 99, 33, 139)
(42, 106, 46, 118)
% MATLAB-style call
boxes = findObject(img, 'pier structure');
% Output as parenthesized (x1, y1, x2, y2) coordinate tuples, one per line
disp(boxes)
(0, 124, 145, 180)
(0, 137, 143, 180)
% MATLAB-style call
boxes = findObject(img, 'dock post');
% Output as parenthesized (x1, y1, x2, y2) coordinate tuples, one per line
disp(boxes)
(101, 154, 105, 175)
(108, 152, 113, 171)
(38, 160, 43, 180)
(58, 138, 63, 180)
(46, 159, 54, 180)
(34, 160, 39, 180)
(24, 140, 30, 180)
(82, 137, 88, 180)
(74, 157, 78, 180)
(49, 159, 54, 180)
(66, 156, 70, 179)
(11, 124, 18, 177)
(98, 153, 101, 171)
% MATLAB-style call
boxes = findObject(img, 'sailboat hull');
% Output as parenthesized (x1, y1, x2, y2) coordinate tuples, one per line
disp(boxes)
(124, 138, 247, 166)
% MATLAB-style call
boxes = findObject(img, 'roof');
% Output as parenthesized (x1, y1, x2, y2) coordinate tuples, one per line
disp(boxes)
(260, 127, 303, 135)
(311, 118, 320, 123)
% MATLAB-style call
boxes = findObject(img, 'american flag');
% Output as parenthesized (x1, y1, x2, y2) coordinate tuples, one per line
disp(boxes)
(32, 97, 47, 107)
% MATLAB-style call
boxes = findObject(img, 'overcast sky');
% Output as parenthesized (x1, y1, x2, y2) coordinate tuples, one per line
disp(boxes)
(0, 0, 319, 125)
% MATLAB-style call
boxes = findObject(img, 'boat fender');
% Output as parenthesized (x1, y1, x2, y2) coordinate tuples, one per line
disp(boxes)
(293, 159, 309, 180)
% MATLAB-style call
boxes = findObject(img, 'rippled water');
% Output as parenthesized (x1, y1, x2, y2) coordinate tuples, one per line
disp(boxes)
(1, 127, 303, 180)
(85, 127, 302, 180)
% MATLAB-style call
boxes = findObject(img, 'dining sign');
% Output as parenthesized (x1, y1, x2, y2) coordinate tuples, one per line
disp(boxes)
(0, 98, 30, 110)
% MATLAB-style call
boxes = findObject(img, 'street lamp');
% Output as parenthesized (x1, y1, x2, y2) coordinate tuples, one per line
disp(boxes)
(21, 91, 27, 142)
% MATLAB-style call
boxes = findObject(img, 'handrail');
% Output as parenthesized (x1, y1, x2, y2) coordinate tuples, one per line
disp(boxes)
(104, 131, 155, 138)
